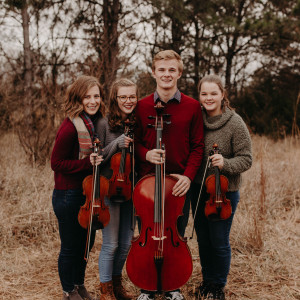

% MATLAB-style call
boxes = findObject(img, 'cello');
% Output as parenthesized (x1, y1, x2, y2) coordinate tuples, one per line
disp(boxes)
(204, 144, 232, 221)
(107, 119, 134, 202)
(126, 102, 193, 292)
(78, 138, 110, 261)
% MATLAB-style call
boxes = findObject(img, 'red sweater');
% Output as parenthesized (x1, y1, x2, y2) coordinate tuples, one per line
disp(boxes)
(135, 93, 204, 181)
(51, 118, 92, 190)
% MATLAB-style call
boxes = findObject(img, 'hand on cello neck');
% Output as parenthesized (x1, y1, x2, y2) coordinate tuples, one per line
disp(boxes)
(146, 148, 165, 165)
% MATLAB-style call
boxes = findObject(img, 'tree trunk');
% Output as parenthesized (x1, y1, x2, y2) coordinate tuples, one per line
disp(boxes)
(21, 2, 32, 92)
(101, 0, 120, 99)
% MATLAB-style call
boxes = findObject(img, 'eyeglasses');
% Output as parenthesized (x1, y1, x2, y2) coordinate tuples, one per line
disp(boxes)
(117, 95, 138, 103)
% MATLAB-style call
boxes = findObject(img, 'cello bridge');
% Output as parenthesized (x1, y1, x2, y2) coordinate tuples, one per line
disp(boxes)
(152, 235, 166, 241)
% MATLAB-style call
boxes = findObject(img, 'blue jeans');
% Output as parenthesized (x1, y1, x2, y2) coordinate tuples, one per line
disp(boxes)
(52, 189, 95, 292)
(98, 197, 134, 282)
(190, 182, 240, 286)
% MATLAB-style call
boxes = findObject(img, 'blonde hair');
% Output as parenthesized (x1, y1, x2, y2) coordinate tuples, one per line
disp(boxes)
(108, 78, 138, 131)
(63, 75, 106, 118)
(152, 50, 183, 73)
(198, 74, 232, 110)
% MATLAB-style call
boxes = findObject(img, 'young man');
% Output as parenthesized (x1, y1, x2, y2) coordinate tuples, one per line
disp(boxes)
(134, 50, 205, 300)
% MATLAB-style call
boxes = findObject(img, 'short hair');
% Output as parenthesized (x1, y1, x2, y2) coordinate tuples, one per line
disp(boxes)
(108, 78, 138, 131)
(63, 75, 106, 118)
(198, 74, 232, 110)
(152, 50, 183, 73)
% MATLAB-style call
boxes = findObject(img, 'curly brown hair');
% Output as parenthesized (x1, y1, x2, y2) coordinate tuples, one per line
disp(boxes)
(63, 75, 106, 118)
(108, 78, 138, 132)
(197, 74, 232, 111)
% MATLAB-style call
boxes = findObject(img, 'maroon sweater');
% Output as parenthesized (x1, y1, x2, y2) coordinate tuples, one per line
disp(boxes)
(135, 93, 204, 181)
(51, 118, 92, 190)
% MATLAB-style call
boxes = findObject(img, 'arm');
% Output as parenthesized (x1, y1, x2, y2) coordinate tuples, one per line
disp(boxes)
(51, 121, 92, 174)
(134, 109, 150, 163)
(183, 103, 205, 181)
(96, 118, 128, 164)
(222, 115, 252, 175)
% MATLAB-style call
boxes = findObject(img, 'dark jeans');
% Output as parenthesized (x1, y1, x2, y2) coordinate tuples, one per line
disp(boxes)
(177, 190, 191, 238)
(190, 182, 240, 286)
(52, 189, 96, 292)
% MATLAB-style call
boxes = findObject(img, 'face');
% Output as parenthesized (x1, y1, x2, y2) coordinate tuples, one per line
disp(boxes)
(152, 59, 182, 91)
(117, 86, 137, 119)
(199, 82, 224, 117)
(82, 85, 101, 115)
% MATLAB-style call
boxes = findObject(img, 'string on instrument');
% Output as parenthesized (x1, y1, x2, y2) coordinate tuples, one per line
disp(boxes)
(126, 101, 193, 292)
(78, 139, 110, 261)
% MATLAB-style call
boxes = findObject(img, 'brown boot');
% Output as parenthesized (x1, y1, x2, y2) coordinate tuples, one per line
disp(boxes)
(76, 285, 95, 300)
(112, 275, 134, 300)
(68, 289, 84, 300)
(62, 293, 69, 300)
(100, 281, 117, 300)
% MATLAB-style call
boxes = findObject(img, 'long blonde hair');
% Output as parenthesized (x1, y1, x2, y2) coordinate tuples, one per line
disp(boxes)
(63, 75, 106, 118)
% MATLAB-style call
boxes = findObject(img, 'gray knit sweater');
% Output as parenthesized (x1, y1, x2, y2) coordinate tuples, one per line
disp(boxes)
(194, 108, 252, 191)
(96, 117, 126, 179)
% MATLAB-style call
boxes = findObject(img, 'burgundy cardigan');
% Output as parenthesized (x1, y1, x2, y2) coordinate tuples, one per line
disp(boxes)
(51, 118, 92, 190)
(134, 93, 205, 181)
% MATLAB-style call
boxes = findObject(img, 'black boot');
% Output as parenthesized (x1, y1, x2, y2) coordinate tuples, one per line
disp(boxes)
(206, 284, 225, 300)
(198, 281, 211, 298)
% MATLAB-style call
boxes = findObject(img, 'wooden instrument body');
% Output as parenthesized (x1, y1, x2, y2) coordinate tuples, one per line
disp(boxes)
(78, 173, 110, 229)
(107, 150, 132, 201)
(126, 174, 193, 292)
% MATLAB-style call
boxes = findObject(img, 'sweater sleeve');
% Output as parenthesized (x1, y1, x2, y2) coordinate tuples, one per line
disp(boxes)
(96, 118, 125, 164)
(134, 104, 150, 163)
(183, 102, 205, 181)
(222, 115, 252, 175)
(51, 120, 92, 174)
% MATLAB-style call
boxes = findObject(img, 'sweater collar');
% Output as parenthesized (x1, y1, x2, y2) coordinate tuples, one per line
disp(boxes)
(202, 107, 235, 130)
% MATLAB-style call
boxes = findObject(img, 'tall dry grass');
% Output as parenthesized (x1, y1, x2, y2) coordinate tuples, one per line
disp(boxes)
(0, 132, 299, 299)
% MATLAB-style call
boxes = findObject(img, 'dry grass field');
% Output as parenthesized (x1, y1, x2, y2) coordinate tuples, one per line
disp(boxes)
(0, 132, 299, 300)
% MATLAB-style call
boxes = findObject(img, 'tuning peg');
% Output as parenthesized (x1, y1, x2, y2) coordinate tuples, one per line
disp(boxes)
(148, 116, 155, 119)
(147, 124, 155, 128)
(164, 121, 171, 125)
(163, 114, 171, 118)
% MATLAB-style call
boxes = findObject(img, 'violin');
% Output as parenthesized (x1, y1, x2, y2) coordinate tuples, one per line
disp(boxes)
(78, 138, 110, 261)
(126, 102, 193, 292)
(204, 143, 232, 221)
(107, 119, 134, 202)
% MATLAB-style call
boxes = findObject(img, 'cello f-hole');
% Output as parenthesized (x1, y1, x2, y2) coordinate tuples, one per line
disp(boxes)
(139, 227, 151, 247)
(166, 227, 180, 247)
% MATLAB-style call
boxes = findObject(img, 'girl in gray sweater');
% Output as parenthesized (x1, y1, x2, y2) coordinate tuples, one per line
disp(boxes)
(191, 75, 252, 300)
(96, 78, 137, 300)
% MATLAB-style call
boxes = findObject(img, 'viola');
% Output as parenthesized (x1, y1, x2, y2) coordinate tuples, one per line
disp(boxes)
(78, 138, 110, 261)
(204, 144, 232, 221)
(126, 102, 193, 292)
(107, 119, 134, 202)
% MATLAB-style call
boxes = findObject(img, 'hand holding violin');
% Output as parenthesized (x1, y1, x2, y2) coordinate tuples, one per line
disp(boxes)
(123, 135, 133, 148)
(210, 153, 224, 169)
(90, 153, 104, 166)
